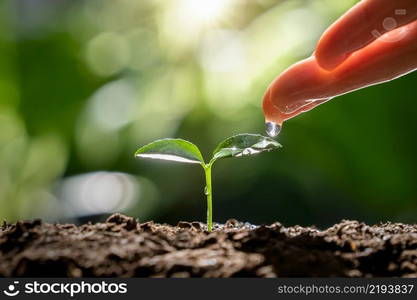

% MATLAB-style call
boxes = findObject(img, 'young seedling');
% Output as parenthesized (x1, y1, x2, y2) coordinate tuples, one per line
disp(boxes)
(135, 134, 281, 231)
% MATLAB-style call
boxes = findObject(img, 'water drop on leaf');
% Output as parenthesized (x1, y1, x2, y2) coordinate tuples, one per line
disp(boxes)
(242, 149, 251, 156)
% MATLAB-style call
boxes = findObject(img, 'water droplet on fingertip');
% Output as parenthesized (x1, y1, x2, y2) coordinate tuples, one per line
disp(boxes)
(265, 121, 281, 138)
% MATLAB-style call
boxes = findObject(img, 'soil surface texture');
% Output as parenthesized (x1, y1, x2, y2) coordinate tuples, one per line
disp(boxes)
(1, 214, 417, 277)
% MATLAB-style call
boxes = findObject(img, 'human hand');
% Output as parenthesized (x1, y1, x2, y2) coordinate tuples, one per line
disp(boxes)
(263, 0, 417, 134)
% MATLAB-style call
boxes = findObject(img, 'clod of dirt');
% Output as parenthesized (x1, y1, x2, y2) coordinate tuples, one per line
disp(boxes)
(106, 213, 138, 231)
(0, 214, 416, 277)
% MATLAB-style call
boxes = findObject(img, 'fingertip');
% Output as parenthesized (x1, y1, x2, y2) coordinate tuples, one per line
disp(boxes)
(262, 87, 281, 124)
(263, 57, 329, 122)
(262, 83, 312, 125)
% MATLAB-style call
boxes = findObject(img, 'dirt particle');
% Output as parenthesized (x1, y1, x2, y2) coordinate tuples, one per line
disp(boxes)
(106, 213, 137, 231)
(177, 222, 192, 229)
(191, 222, 202, 230)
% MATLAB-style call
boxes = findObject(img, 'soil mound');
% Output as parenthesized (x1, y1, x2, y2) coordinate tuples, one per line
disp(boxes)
(1, 214, 416, 277)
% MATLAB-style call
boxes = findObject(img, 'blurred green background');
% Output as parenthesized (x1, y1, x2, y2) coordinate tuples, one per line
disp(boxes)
(1, 0, 416, 227)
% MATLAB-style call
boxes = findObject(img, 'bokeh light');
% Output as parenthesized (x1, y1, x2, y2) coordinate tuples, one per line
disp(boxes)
(58, 172, 139, 218)
(179, 0, 232, 25)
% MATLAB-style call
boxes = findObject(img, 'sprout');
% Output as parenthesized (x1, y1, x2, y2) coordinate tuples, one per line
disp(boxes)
(135, 134, 281, 231)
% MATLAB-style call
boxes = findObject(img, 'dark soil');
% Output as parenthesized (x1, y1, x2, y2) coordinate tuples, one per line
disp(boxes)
(1, 213, 417, 277)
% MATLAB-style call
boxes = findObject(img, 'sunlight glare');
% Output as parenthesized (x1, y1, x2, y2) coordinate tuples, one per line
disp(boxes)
(180, 0, 230, 25)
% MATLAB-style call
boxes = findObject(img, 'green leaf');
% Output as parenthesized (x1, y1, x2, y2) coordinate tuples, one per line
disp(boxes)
(211, 134, 281, 162)
(135, 138, 205, 165)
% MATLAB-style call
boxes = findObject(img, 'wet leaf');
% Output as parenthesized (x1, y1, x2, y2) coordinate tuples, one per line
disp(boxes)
(211, 134, 281, 162)
(135, 138, 205, 164)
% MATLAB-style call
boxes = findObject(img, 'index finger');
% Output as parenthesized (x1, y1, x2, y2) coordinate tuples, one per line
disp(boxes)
(315, 0, 417, 70)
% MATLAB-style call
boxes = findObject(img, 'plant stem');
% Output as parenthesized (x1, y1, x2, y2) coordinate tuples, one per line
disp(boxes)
(204, 164, 213, 232)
